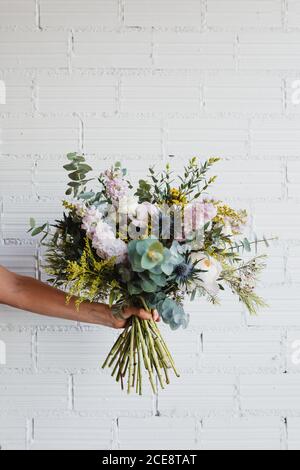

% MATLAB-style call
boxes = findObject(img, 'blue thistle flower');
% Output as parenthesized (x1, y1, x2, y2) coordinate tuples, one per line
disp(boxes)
(174, 262, 194, 283)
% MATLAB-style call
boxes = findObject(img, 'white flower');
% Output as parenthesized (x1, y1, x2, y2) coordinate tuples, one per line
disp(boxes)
(118, 196, 139, 217)
(81, 207, 104, 238)
(90, 219, 127, 264)
(191, 253, 222, 297)
(92, 220, 116, 245)
(96, 237, 128, 264)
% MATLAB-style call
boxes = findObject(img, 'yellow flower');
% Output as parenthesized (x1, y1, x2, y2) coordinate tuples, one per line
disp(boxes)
(213, 204, 248, 235)
(169, 188, 188, 205)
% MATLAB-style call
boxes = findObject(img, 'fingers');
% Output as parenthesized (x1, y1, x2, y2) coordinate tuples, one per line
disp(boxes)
(152, 309, 160, 322)
(136, 308, 153, 321)
(123, 307, 161, 322)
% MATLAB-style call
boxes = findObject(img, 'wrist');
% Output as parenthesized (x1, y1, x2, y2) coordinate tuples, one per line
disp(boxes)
(83, 303, 114, 328)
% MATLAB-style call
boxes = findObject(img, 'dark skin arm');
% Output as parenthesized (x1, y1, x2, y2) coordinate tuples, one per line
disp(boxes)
(0, 266, 159, 329)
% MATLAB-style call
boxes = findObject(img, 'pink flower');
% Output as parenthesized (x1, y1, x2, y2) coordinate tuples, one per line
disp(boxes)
(106, 178, 129, 204)
(184, 201, 217, 234)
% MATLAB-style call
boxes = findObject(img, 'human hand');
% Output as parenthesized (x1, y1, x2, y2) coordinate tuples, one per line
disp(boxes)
(111, 306, 160, 329)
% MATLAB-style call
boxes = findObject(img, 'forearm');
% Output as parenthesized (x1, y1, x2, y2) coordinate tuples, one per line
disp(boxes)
(5, 273, 114, 327)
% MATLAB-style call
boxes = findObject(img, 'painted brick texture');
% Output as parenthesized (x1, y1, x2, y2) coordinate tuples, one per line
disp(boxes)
(0, 0, 299, 451)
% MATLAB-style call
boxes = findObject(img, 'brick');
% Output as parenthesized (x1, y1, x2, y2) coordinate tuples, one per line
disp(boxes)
(287, 245, 300, 283)
(154, 327, 199, 372)
(0, 374, 69, 410)
(83, 118, 162, 157)
(74, 373, 153, 413)
(0, 0, 36, 28)
(1, 199, 62, 241)
(0, 118, 80, 156)
(119, 417, 197, 450)
(203, 73, 283, 114)
(158, 374, 236, 414)
(120, 75, 200, 114)
(240, 375, 300, 412)
(40, 0, 119, 28)
(0, 156, 33, 197)
(287, 1, 300, 29)
(37, 330, 118, 369)
(250, 119, 300, 157)
(252, 201, 300, 240)
(0, 331, 32, 369)
(124, 0, 202, 27)
(34, 156, 110, 199)
(0, 245, 36, 277)
(239, 33, 300, 71)
(36, 74, 118, 114)
(201, 417, 282, 450)
(0, 32, 68, 69)
(31, 417, 113, 450)
(211, 159, 284, 199)
(287, 332, 300, 373)
(247, 286, 300, 326)
(202, 331, 281, 372)
(0, 74, 33, 113)
(73, 32, 152, 69)
(166, 118, 248, 157)
(287, 161, 300, 199)
(0, 418, 27, 450)
(207, 1, 282, 29)
(154, 33, 235, 70)
(185, 294, 244, 329)
(286, 79, 300, 115)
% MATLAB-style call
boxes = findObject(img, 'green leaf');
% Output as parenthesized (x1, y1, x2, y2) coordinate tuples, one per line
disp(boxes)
(63, 163, 78, 171)
(65, 188, 73, 196)
(109, 291, 116, 308)
(67, 152, 77, 160)
(68, 171, 82, 181)
(243, 238, 251, 252)
(31, 224, 47, 237)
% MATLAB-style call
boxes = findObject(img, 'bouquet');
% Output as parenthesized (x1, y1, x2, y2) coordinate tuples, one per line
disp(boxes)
(29, 153, 271, 395)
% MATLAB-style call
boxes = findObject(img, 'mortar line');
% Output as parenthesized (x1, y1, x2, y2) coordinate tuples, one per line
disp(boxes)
(35, 0, 42, 31)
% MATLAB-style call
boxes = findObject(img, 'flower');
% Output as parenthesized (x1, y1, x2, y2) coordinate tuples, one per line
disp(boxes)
(81, 210, 128, 264)
(174, 261, 194, 283)
(190, 201, 218, 229)
(168, 188, 187, 205)
(214, 204, 247, 236)
(95, 236, 128, 264)
(81, 207, 104, 238)
(104, 166, 130, 205)
(118, 196, 139, 217)
(191, 253, 222, 297)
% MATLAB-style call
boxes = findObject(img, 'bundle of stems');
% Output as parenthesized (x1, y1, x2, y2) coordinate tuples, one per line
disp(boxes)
(102, 314, 180, 395)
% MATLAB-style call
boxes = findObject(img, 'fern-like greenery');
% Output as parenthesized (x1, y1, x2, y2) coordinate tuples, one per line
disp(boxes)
(65, 238, 120, 308)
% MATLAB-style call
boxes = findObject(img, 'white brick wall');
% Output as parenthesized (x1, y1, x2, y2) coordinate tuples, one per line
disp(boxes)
(0, 0, 299, 451)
